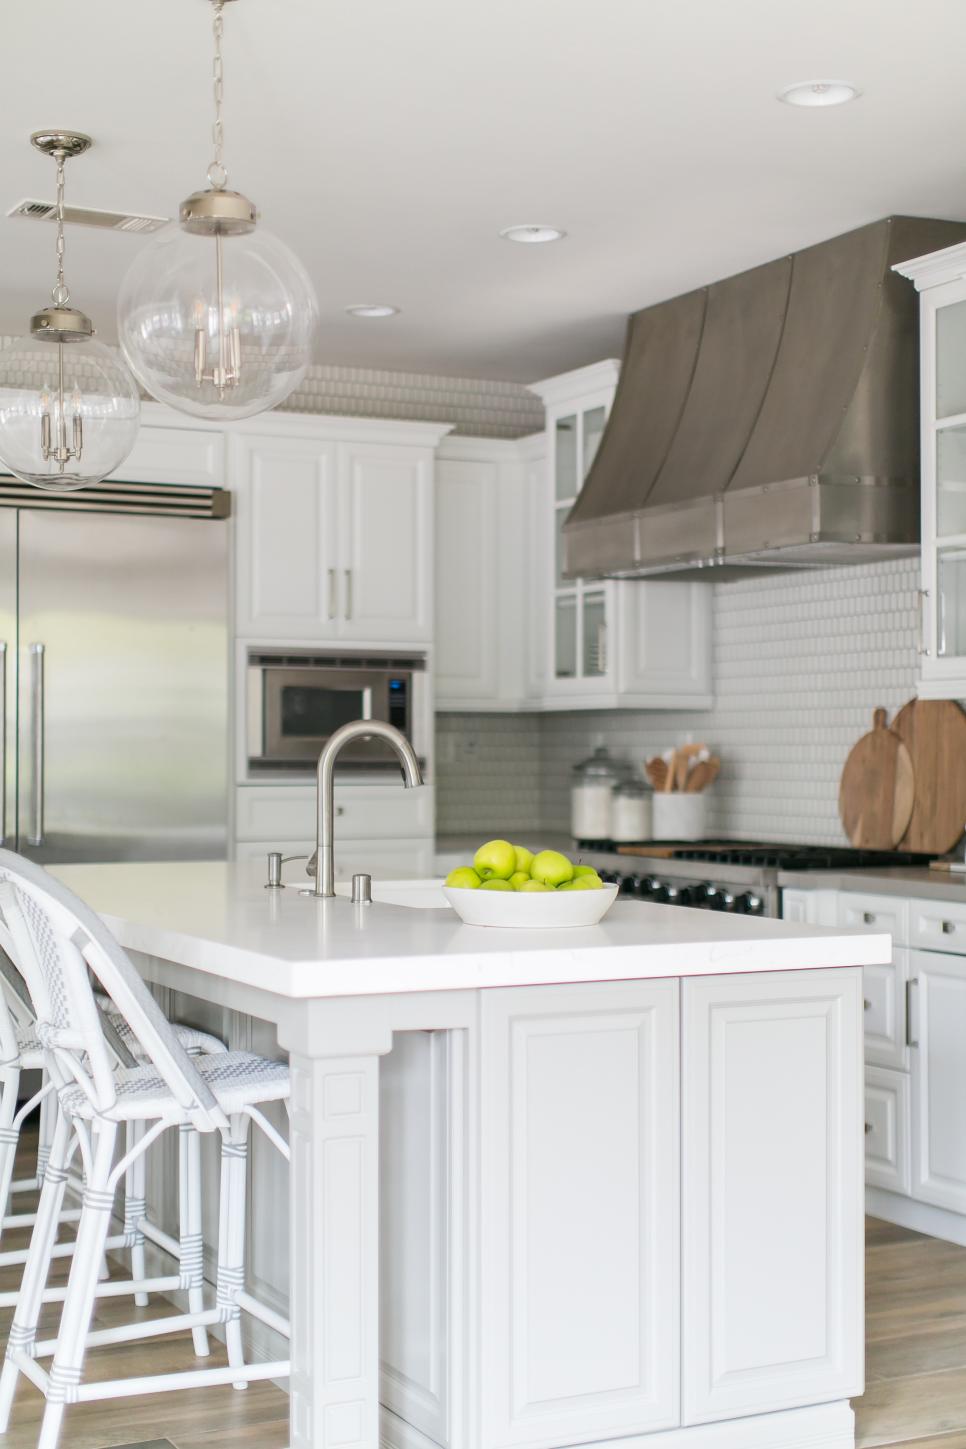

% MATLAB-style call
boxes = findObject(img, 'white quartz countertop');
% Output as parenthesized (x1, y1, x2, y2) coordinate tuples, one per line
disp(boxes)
(50, 861, 890, 1001)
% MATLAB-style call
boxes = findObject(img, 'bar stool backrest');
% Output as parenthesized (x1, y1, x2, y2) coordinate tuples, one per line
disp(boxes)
(0, 850, 226, 1131)
(0, 916, 31, 1071)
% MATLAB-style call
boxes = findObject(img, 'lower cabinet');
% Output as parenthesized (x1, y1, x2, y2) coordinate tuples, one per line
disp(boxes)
(910, 947, 966, 1215)
(682, 970, 863, 1424)
(865, 1065, 911, 1194)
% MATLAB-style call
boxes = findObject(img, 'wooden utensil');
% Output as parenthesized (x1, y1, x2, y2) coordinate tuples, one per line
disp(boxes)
(664, 750, 677, 792)
(838, 707, 915, 850)
(893, 698, 966, 855)
(683, 756, 722, 793)
(645, 757, 668, 791)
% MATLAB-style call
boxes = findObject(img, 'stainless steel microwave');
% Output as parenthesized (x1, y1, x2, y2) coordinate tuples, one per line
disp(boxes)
(246, 649, 427, 773)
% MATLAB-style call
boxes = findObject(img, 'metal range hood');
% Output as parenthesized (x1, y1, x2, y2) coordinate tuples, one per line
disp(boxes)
(563, 217, 966, 581)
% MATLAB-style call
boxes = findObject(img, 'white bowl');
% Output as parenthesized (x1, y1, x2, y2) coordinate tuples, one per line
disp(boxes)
(442, 883, 619, 929)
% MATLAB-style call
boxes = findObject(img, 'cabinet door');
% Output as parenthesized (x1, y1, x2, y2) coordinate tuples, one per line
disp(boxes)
(338, 442, 432, 643)
(865, 1065, 911, 1195)
(112, 420, 224, 487)
(682, 968, 863, 1424)
(480, 979, 679, 1447)
(233, 433, 338, 638)
(435, 455, 499, 704)
(910, 948, 966, 1213)
(617, 579, 712, 704)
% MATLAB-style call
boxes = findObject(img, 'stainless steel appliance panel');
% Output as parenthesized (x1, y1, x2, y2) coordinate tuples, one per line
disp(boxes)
(16, 509, 227, 864)
(0, 511, 14, 848)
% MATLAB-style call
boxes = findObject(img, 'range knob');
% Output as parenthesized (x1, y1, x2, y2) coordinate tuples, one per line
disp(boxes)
(737, 891, 764, 915)
(718, 890, 736, 912)
(599, 870, 619, 885)
(676, 885, 697, 907)
(619, 873, 640, 898)
(664, 884, 681, 904)
(700, 884, 720, 909)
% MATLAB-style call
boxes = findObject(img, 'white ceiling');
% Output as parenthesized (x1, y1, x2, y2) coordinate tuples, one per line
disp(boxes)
(3, 0, 966, 383)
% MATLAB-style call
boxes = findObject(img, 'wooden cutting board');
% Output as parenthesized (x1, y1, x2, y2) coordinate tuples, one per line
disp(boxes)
(838, 707, 915, 849)
(893, 698, 966, 854)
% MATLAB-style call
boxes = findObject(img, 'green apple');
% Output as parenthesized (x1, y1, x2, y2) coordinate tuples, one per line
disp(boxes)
(479, 877, 513, 891)
(445, 867, 481, 890)
(530, 849, 574, 887)
(574, 865, 601, 881)
(474, 839, 517, 881)
(518, 879, 552, 892)
(567, 875, 603, 890)
(512, 845, 535, 875)
(572, 868, 603, 888)
(509, 871, 531, 890)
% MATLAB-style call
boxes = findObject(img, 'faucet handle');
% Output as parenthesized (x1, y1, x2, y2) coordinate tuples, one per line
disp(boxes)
(351, 873, 373, 905)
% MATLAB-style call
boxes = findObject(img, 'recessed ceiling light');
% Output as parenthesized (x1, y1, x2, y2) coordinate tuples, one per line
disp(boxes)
(778, 80, 861, 108)
(345, 304, 399, 318)
(500, 224, 567, 244)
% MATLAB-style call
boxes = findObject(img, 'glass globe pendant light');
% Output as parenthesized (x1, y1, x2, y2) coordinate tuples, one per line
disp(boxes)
(0, 132, 140, 492)
(117, 0, 318, 421)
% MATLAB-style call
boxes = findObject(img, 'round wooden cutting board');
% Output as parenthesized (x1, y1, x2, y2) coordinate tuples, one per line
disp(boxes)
(838, 707, 915, 850)
(893, 698, 966, 855)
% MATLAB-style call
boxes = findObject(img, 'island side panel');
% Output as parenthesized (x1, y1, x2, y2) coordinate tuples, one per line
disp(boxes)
(682, 966, 864, 1427)
(480, 978, 680, 1449)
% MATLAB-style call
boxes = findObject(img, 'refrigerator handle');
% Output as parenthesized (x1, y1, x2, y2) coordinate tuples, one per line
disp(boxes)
(0, 641, 6, 846)
(27, 643, 45, 848)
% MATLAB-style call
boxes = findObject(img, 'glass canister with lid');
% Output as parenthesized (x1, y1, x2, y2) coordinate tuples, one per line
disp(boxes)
(570, 745, 624, 842)
(611, 778, 653, 843)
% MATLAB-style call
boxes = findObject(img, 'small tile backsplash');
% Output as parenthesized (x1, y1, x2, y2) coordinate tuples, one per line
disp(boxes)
(437, 557, 927, 847)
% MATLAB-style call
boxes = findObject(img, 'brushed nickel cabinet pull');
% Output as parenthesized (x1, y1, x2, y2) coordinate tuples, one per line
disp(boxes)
(905, 978, 918, 1048)
(865, 1122, 873, 1135)
(864, 998, 872, 1011)
(328, 569, 337, 621)
(918, 588, 930, 657)
(345, 568, 353, 621)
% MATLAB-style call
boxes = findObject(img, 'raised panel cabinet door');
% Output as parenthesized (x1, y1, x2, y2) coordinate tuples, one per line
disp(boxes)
(480, 979, 680, 1448)
(619, 579, 713, 704)
(910, 948, 966, 1214)
(111, 421, 225, 486)
(233, 433, 338, 638)
(339, 442, 432, 643)
(682, 967, 863, 1425)
(435, 457, 498, 703)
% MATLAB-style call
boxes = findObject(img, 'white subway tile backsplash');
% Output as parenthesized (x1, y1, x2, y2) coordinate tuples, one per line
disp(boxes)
(437, 557, 927, 846)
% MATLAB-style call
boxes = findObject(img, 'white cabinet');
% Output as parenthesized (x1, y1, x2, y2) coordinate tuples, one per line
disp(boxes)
(682, 968, 863, 1424)
(480, 979, 680, 1445)
(111, 404, 225, 486)
(895, 246, 966, 697)
(233, 418, 447, 645)
(865, 1065, 911, 1195)
(434, 436, 535, 710)
(910, 947, 966, 1215)
(528, 362, 712, 710)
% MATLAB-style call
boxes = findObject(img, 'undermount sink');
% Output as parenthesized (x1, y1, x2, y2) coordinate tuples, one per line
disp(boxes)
(333, 878, 449, 910)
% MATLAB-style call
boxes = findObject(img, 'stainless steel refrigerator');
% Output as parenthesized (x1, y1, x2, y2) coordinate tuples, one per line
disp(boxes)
(0, 490, 229, 865)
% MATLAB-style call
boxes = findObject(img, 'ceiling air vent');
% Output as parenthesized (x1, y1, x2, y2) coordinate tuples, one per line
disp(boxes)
(6, 198, 170, 234)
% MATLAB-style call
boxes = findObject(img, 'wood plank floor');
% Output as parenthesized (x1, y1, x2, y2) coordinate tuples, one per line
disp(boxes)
(0, 1124, 964, 1447)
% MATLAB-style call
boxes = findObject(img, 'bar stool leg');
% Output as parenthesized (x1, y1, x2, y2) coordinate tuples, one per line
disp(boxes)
(216, 1114, 250, 1390)
(179, 1123, 210, 1357)
(123, 1120, 148, 1307)
(0, 1109, 72, 1431)
(0, 1063, 21, 1238)
(38, 1121, 118, 1449)
(36, 1082, 54, 1184)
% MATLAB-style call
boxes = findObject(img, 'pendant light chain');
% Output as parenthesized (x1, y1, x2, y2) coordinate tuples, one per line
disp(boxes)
(208, 1, 228, 190)
(52, 152, 69, 307)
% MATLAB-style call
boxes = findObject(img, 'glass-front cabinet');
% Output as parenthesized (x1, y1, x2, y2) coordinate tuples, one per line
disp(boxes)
(528, 361, 713, 710)
(897, 247, 966, 698)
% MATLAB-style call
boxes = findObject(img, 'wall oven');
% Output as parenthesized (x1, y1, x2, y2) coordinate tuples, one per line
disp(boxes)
(246, 649, 428, 774)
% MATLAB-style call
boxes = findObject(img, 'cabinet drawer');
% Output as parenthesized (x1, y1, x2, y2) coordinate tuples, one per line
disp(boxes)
(234, 836, 434, 882)
(838, 892, 908, 947)
(909, 898, 966, 955)
(865, 1067, 911, 1195)
(864, 948, 910, 1070)
(234, 784, 434, 843)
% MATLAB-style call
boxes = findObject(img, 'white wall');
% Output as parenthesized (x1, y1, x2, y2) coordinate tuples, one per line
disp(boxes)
(437, 557, 923, 846)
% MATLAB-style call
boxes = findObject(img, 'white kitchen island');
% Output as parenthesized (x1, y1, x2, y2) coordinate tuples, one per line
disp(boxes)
(51, 861, 889, 1449)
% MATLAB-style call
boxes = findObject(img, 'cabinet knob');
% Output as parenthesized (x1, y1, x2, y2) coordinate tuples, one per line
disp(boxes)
(865, 1122, 873, 1135)
(863, 911, 876, 925)
(943, 920, 956, 935)
(864, 998, 872, 1011)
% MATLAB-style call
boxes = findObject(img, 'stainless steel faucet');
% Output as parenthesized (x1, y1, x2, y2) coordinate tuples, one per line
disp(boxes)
(305, 719, 423, 898)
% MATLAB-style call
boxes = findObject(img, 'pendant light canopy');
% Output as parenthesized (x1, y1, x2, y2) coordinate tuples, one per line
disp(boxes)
(117, 0, 318, 421)
(0, 132, 140, 492)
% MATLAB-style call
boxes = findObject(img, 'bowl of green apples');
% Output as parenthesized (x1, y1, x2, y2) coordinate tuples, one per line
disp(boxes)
(443, 840, 619, 928)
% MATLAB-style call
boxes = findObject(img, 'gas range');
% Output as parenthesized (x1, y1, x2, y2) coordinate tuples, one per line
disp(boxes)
(573, 841, 936, 917)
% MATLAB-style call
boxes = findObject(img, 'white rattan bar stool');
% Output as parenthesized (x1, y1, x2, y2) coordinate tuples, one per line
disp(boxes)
(0, 851, 290, 1449)
(0, 921, 228, 1310)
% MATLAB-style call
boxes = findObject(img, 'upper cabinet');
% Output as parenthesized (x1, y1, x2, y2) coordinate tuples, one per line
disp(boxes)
(232, 417, 449, 646)
(896, 245, 966, 699)
(529, 363, 712, 711)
